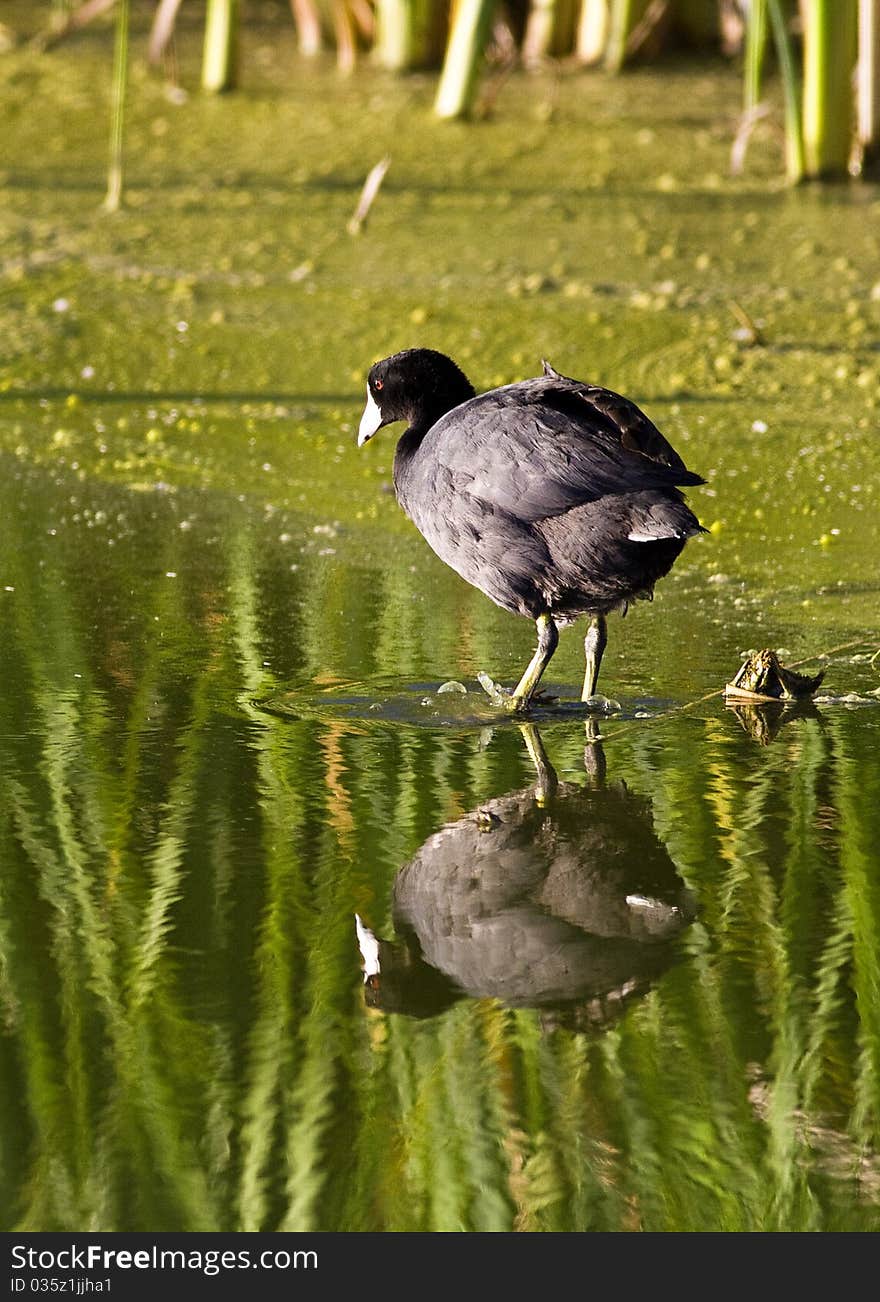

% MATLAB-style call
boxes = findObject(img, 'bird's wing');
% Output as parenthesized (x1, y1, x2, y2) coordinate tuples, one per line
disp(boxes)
(425, 378, 703, 524)
(401, 470, 554, 617)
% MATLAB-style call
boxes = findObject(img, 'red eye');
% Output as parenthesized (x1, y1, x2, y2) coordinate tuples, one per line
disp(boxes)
(375, 378, 383, 391)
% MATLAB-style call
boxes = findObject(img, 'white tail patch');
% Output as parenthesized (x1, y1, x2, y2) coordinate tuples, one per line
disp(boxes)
(628, 529, 669, 542)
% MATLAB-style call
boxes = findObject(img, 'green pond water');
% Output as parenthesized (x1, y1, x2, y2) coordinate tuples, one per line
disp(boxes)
(1, 6, 880, 1232)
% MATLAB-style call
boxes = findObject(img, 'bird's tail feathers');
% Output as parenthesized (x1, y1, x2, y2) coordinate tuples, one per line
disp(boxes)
(626, 494, 705, 543)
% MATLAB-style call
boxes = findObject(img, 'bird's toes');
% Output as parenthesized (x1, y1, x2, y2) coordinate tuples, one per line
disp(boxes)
(530, 690, 558, 705)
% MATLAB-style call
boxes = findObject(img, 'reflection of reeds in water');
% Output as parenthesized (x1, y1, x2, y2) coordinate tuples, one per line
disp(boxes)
(0, 477, 878, 1231)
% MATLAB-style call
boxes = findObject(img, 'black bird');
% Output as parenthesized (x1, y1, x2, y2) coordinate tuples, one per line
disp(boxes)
(358, 348, 705, 707)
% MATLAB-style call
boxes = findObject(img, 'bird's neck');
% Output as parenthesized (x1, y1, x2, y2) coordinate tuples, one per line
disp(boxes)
(392, 380, 475, 495)
(392, 425, 426, 500)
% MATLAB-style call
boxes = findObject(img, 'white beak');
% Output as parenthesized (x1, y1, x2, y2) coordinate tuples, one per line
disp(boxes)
(357, 387, 383, 447)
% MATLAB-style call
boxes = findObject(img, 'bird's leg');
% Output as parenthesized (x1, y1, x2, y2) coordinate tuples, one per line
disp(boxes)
(509, 613, 558, 711)
(582, 614, 608, 701)
(583, 718, 607, 786)
(519, 722, 558, 804)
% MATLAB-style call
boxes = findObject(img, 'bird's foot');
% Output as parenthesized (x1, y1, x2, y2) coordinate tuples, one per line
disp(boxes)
(529, 689, 558, 705)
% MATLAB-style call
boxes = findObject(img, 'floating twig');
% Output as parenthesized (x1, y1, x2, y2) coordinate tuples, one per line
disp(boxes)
(730, 299, 766, 346)
(347, 156, 391, 236)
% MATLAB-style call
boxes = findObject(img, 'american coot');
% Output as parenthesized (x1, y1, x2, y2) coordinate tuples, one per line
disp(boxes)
(358, 348, 705, 708)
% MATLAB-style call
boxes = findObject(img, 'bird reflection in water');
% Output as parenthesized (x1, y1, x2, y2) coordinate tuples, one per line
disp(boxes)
(356, 725, 695, 1029)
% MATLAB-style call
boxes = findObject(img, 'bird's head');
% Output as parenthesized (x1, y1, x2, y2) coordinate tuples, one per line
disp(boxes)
(357, 348, 475, 447)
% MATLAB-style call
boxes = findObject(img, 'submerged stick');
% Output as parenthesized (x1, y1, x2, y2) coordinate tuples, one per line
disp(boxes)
(347, 156, 391, 235)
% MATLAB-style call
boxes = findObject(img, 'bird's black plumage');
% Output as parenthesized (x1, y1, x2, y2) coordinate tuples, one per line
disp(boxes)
(358, 348, 705, 704)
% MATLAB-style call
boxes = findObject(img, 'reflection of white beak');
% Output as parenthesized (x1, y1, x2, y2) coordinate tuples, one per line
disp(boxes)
(355, 914, 381, 980)
(357, 388, 383, 447)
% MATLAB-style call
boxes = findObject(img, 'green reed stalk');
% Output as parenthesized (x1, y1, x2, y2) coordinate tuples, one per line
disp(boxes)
(744, 0, 768, 111)
(434, 0, 496, 119)
(289, 0, 323, 56)
(802, 0, 858, 177)
(604, 0, 652, 73)
(104, 0, 129, 213)
(375, 0, 420, 68)
(858, 0, 880, 164)
(577, 0, 609, 64)
(766, 0, 805, 181)
(202, 0, 239, 93)
(522, 0, 559, 66)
